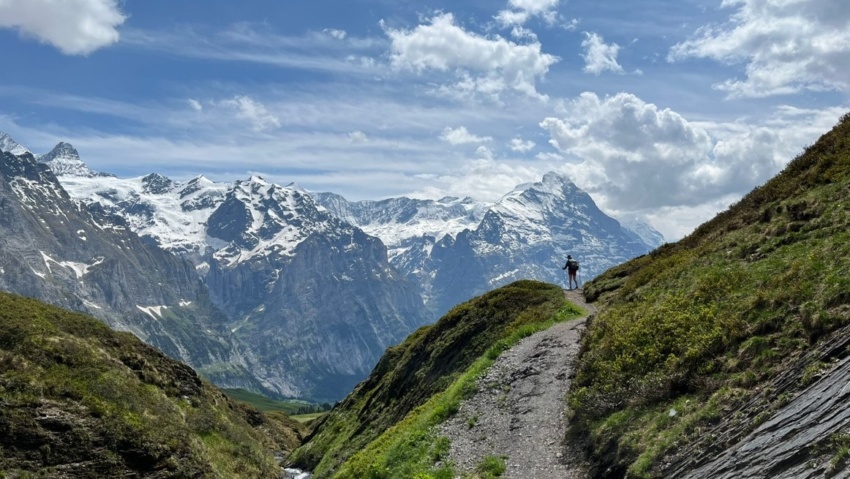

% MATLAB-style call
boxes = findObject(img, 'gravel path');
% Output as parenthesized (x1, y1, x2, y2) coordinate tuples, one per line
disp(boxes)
(438, 289, 593, 479)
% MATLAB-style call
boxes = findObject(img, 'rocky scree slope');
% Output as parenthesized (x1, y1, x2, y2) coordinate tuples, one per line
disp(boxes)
(570, 112, 850, 478)
(0, 291, 306, 478)
(288, 280, 581, 478)
(0, 148, 269, 394)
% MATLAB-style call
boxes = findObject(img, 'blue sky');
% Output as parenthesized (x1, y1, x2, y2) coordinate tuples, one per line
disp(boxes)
(1, 0, 848, 239)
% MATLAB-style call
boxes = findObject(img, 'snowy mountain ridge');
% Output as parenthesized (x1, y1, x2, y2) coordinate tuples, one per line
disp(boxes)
(314, 192, 488, 262)
(318, 170, 665, 316)
(0, 133, 431, 401)
(54, 170, 342, 271)
(0, 131, 30, 157)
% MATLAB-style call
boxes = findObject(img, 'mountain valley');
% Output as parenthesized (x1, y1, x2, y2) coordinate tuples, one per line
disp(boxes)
(0, 131, 660, 401)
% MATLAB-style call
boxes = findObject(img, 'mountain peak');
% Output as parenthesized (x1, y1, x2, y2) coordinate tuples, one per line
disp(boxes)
(44, 142, 80, 162)
(141, 173, 175, 195)
(40, 142, 111, 178)
(0, 132, 31, 156)
(246, 175, 267, 185)
(541, 171, 573, 188)
(501, 172, 579, 203)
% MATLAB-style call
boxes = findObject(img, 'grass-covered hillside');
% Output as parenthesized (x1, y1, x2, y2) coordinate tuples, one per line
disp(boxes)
(289, 280, 584, 478)
(0, 292, 306, 478)
(570, 112, 850, 477)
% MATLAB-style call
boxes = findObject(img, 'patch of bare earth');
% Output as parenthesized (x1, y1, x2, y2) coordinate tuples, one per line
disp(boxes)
(438, 289, 593, 479)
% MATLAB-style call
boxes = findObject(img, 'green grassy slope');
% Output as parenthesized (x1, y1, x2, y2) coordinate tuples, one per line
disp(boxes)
(571, 112, 850, 477)
(223, 388, 331, 415)
(288, 280, 584, 478)
(0, 291, 305, 478)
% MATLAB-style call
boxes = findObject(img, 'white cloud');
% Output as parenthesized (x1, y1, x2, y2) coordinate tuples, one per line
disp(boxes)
(496, 0, 560, 27)
(540, 92, 845, 214)
(324, 28, 347, 40)
(476, 146, 494, 160)
(581, 32, 624, 75)
(121, 24, 384, 76)
(509, 137, 536, 152)
(0, 0, 125, 55)
(385, 12, 558, 100)
(221, 96, 281, 131)
(348, 130, 368, 143)
(440, 126, 492, 145)
(187, 99, 203, 111)
(409, 158, 544, 202)
(669, 0, 850, 97)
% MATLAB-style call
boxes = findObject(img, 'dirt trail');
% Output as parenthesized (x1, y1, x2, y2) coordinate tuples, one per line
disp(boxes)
(438, 288, 593, 479)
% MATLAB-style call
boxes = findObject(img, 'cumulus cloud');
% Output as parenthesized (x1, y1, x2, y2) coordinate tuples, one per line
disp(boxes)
(221, 96, 280, 131)
(509, 137, 536, 152)
(669, 0, 850, 97)
(384, 12, 559, 100)
(496, 0, 560, 27)
(440, 126, 492, 145)
(542, 92, 713, 210)
(540, 92, 844, 213)
(410, 158, 544, 202)
(0, 0, 125, 55)
(581, 32, 624, 75)
(476, 145, 494, 160)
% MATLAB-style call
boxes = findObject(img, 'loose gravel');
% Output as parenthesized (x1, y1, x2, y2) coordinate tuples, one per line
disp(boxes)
(438, 288, 593, 479)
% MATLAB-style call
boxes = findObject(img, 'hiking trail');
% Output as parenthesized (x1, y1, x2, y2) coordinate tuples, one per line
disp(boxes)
(438, 288, 594, 478)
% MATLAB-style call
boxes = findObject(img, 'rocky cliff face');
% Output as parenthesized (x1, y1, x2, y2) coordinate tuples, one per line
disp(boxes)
(0, 149, 268, 394)
(200, 178, 430, 400)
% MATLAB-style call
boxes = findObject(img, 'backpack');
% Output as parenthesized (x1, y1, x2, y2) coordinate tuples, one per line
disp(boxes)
(567, 259, 579, 272)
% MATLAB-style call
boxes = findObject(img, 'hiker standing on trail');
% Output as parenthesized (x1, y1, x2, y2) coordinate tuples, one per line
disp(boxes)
(563, 255, 580, 290)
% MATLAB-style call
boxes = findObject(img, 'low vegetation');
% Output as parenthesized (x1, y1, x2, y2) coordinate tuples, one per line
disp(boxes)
(571, 112, 850, 477)
(0, 292, 304, 478)
(224, 388, 333, 415)
(289, 280, 584, 478)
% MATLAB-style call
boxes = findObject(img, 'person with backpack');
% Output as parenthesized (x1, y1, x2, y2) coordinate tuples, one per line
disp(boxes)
(563, 255, 580, 290)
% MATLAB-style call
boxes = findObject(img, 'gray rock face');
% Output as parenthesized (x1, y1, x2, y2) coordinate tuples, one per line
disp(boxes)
(0, 150, 269, 394)
(662, 326, 850, 479)
(679, 357, 850, 478)
(201, 179, 430, 400)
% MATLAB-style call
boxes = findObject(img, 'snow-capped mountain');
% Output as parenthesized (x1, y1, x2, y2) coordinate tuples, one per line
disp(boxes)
(0, 131, 662, 399)
(20, 139, 429, 400)
(428, 172, 659, 314)
(58, 172, 228, 259)
(0, 147, 272, 395)
(38, 141, 113, 178)
(320, 172, 663, 316)
(618, 215, 667, 249)
(0, 131, 30, 157)
(314, 193, 488, 261)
